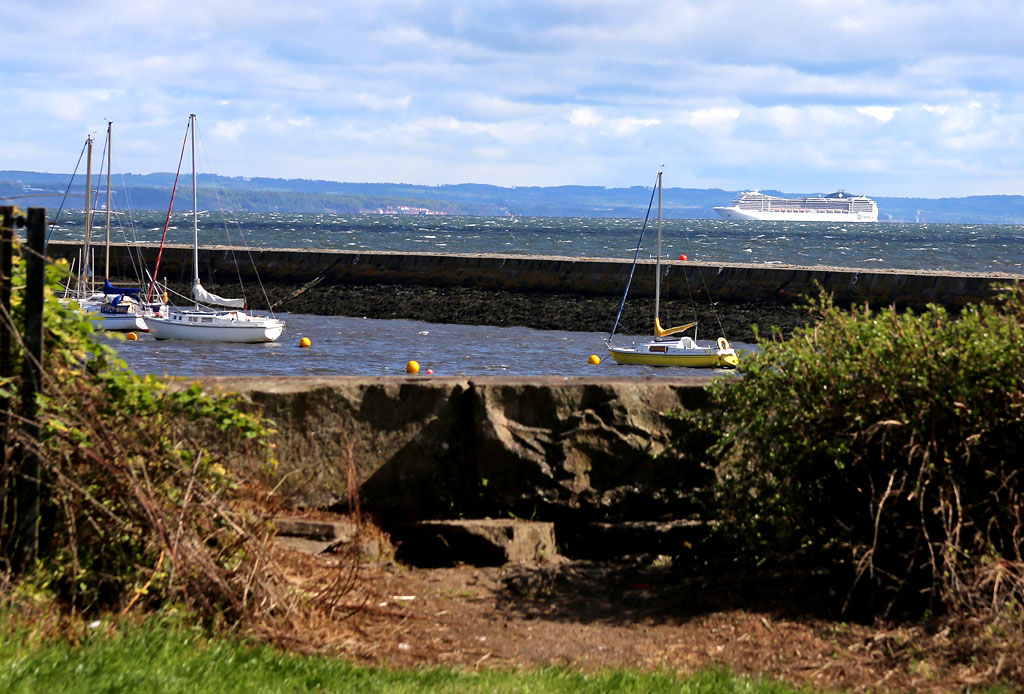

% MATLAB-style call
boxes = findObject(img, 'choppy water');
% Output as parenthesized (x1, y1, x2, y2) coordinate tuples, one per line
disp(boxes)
(74, 210, 1017, 377)
(49, 211, 1024, 275)
(102, 314, 754, 378)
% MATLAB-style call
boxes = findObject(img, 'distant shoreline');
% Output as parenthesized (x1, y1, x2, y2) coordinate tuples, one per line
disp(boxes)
(8, 170, 1024, 223)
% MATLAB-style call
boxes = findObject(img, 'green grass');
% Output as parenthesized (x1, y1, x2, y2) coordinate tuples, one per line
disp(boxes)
(0, 620, 817, 694)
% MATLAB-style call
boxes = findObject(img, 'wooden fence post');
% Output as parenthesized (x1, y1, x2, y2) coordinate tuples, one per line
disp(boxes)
(13, 208, 45, 570)
(1, 206, 12, 564)
(0, 206, 12, 394)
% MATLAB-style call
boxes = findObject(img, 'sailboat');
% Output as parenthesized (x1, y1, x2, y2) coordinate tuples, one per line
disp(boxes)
(60, 133, 106, 312)
(605, 171, 738, 368)
(61, 123, 165, 332)
(144, 114, 285, 343)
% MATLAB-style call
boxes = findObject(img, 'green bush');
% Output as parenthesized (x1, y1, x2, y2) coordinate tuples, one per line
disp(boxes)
(703, 286, 1024, 619)
(1, 249, 282, 622)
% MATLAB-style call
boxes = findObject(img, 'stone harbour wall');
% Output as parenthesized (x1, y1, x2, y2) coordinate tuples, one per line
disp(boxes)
(47, 242, 1021, 343)
(200, 375, 718, 531)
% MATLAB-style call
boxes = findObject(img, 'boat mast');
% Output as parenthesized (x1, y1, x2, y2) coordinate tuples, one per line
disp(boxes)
(104, 121, 112, 281)
(607, 174, 659, 342)
(79, 135, 94, 297)
(146, 116, 191, 304)
(654, 170, 662, 326)
(190, 113, 199, 307)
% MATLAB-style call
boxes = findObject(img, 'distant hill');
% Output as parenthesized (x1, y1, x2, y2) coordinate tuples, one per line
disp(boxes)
(3, 170, 1023, 223)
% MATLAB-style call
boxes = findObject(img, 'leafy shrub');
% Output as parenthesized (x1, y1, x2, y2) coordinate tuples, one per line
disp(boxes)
(1, 250, 286, 623)
(704, 287, 1024, 619)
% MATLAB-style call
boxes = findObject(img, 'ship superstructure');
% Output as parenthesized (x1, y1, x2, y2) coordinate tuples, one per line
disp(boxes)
(714, 190, 878, 222)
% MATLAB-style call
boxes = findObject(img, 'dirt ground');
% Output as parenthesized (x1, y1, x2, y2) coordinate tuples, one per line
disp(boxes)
(273, 535, 1023, 694)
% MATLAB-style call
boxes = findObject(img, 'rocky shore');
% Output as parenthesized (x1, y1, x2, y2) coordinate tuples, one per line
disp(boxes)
(200, 281, 813, 344)
(46, 242, 1017, 344)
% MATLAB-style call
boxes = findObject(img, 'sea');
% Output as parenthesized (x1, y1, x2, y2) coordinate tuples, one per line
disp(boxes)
(49, 211, 1022, 379)
(46, 212, 1024, 275)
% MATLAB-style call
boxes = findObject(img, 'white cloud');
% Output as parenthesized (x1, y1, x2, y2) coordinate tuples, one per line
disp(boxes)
(210, 120, 246, 143)
(682, 107, 741, 129)
(857, 106, 898, 123)
(568, 108, 601, 128)
(565, 108, 659, 137)
(5, 1, 1024, 195)
(612, 117, 660, 137)
(37, 92, 91, 122)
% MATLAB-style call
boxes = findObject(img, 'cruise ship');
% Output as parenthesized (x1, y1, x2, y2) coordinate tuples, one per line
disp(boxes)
(714, 190, 878, 222)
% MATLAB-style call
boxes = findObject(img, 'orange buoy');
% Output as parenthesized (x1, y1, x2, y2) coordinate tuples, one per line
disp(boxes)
(406, 360, 420, 374)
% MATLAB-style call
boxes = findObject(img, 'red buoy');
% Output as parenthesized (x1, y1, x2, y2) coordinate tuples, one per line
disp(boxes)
(679, 254, 688, 261)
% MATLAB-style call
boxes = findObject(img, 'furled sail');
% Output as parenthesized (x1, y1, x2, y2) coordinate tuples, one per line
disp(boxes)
(654, 317, 697, 338)
(193, 280, 245, 308)
(104, 278, 141, 296)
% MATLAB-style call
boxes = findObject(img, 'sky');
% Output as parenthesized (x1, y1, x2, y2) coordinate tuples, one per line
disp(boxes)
(5, 1, 1024, 197)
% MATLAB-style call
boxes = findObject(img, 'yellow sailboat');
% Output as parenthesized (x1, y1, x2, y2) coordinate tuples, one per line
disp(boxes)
(605, 171, 738, 368)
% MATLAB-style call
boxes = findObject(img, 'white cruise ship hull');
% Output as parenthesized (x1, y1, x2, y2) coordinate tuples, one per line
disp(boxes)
(714, 206, 878, 222)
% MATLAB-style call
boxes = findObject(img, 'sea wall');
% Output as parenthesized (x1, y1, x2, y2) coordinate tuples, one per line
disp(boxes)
(202, 375, 716, 525)
(48, 240, 1016, 305)
(47, 241, 1021, 342)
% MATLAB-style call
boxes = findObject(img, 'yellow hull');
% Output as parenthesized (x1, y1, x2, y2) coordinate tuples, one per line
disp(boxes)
(608, 348, 738, 368)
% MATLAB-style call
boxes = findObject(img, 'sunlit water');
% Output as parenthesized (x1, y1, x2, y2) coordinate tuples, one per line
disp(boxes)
(49, 212, 1024, 275)
(102, 314, 754, 379)
(75, 212, 1017, 377)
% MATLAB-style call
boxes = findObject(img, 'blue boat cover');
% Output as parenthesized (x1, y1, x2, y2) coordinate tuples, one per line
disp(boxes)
(103, 278, 141, 296)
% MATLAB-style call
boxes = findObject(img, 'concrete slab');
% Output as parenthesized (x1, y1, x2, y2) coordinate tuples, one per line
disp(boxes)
(393, 518, 559, 567)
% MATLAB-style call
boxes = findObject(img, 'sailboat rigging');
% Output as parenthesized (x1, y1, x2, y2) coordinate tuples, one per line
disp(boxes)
(61, 122, 166, 332)
(605, 171, 738, 368)
(144, 114, 285, 343)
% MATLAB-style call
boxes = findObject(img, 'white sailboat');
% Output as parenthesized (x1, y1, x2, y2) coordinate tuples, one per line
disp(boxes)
(145, 114, 285, 343)
(605, 171, 738, 368)
(62, 123, 164, 332)
(60, 133, 104, 311)
(84, 283, 153, 333)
